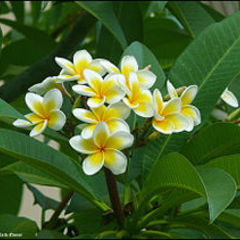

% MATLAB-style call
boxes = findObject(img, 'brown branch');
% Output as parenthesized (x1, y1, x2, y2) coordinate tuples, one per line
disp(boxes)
(104, 168, 125, 227)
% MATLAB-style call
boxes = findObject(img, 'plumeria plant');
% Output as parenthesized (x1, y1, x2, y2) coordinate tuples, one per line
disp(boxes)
(1, 2, 240, 239)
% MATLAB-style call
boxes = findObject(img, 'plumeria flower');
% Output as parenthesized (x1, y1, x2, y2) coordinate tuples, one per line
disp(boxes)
(72, 69, 125, 108)
(121, 72, 154, 118)
(69, 121, 134, 175)
(152, 89, 189, 134)
(221, 88, 239, 108)
(28, 76, 68, 96)
(55, 49, 106, 84)
(100, 55, 156, 90)
(73, 102, 130, 139)
(167, 80, 201, 131)
(13, 89, 66, 137)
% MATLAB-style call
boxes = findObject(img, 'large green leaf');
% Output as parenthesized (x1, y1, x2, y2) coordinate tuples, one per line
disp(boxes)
(143, 152, 236, 222)
(203, 154, 240, 189)
(169, 11, 240, 125)
(143, 17, 192, 69)
(182, 123, 240, 165)
(0, 214, 38, 239)
(123, 41, 166, 90)
(0, 174, 23, 215)
(0, 97, 25, 120)
(167, 1, 215, 37)
(96, 1, 143, 65)
(77, 1, 127, 48)
(1, 161, 67, 188)
(0, 129, 107, 210)
(30, 1, 42, 25)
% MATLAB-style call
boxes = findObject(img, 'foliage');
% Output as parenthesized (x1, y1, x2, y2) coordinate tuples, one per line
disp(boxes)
(0, 1, 240, 239)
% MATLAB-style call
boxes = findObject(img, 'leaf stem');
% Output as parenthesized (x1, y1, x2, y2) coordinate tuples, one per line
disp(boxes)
(104, 168, 125, 227)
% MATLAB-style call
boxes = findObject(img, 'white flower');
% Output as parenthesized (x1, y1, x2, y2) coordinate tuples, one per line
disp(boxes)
(167, 80, 201, 131)
(55, 49, 106, 84)
(152, 89, 189, 134)
(121, 72, 154, 118)
(73, 102, 130, 139)
(72, 69, 125, 108)
(69, 121, 134, 175)
(13, 89, 66, 137)
(221, 88, 239, 108)
(100, 55, 156, 90)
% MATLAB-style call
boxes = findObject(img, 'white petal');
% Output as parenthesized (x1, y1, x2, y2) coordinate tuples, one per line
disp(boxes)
(29, 120, 48, 137)
(82, 152, 104, 175)
(99, 59, 120, 73)
(88, 59, 107, 76)
(72, 84, 96, 97)
(166, 113, 189, 133)
(106, 130, 134, 150)
(83, 69, 103, 89)
(134, 102, 154, 118)
(73, 49, 92, 74)
(28, 77, 58, 95)
(107, 118, 130, 134)
(69, 135, 97, 154)
(81, 124, 96, 139)
(163, 98, 181, 115)
(87, 97, 105, 108)
(93, 121, 110, 148)
(181, 85, 198, 106)
(123, 97, 139, 109)
(221, 88, 239, 108)
(72, 108, 97, 123)
(13, 114, 33, 128)
(55, 57, 75, 75)
(106, 101, 131, 120)
(136, 70, 156, 89)
(43, 88, 63, 111)
(56, 74, 80, 83)
(152, 118, 174, 134)
(181, 105, 201, 126)
(104, 149, 127, 175)
(25, 92, 45, 117)
(153, 89, 164, 114)
(120, 56, 138, 75)
(48, 110, 66, 131)
(167, 80, 178, 98)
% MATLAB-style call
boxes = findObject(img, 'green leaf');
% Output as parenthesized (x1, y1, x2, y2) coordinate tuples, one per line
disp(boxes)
(0, 174, 23, 215)
(123, 41, 166, 90)
(143, 17, 192, 69)
(0, 214, 38, 239)
(198, 168, 236, 223)
(26, 183, 60, 211)
(182, 123, 240, 165)
(1, 161, 67, 188)
(169, 11, 240, 125)
(0, 97, 25, 120)
(167, 1, 215, 38)
(145, 1, 168, 18)
(10, 1, 25, 23)
(0, 129, 107, 210)
(0, 26, 2, 53)
(203, 154, 240, 189)
(170, 214, 234, 239)
(77, 1, 127, 48)
(143, 152, 236, 222)
(0, 18, 55, 46)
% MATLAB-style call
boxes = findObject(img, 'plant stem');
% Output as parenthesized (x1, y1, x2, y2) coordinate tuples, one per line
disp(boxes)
(47, 190, 74, 228)
(104, 168, 125, 227)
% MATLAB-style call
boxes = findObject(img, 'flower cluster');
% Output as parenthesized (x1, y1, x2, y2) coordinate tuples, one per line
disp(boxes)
(13, 49, 202, 175)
